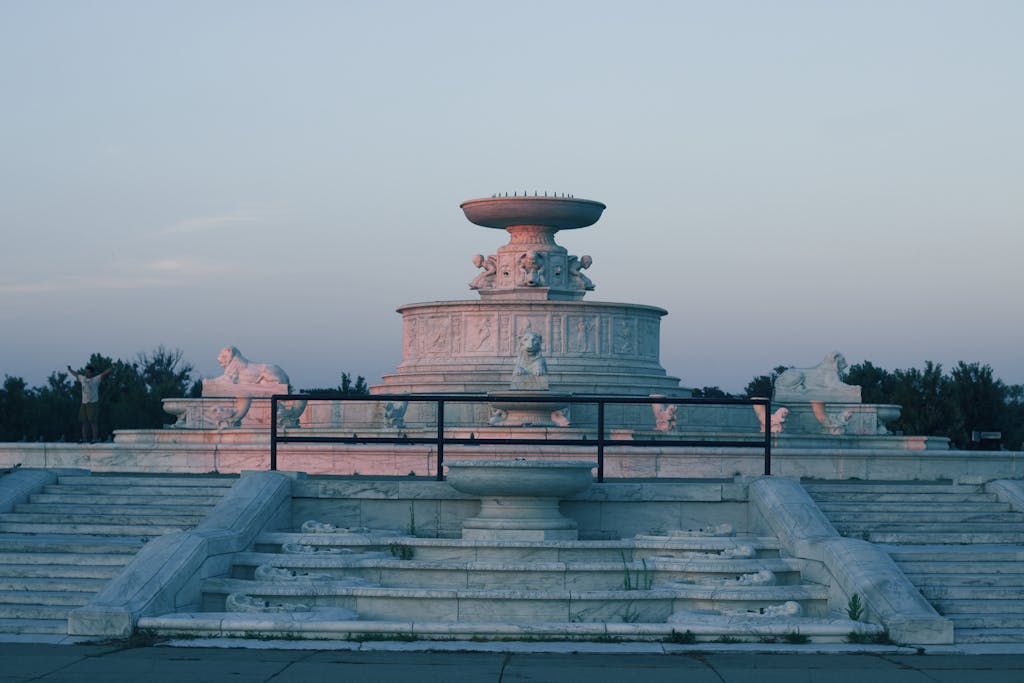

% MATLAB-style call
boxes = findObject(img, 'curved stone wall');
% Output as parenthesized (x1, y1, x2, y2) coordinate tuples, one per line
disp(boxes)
(373, 299, 684, 396)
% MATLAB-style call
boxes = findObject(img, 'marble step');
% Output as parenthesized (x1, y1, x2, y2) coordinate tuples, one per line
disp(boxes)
(0, 577, 108, 592)
(955, 628, 1024, 643)
(0, 552, 132, 567)
(0, 617, 68, 635)
(0, 604, 73, 620)
(856, 531, 1024, 544)
(836, 522, 1024, 533)
(0, 590, 93, 606)
(884, 545, 1024, 562)
(14, 503, 218, 516)
(826, 512, 1023, 524)
(29, 493, 225, 506)
(41, 484, 231, 497)
(200, 577, 831, 622)
(899, 561, 1024, 574)
(920, 586, 1024, 600)
(816, 501, 1009, 513)
(227, 552, 808, 591)
(57, 475, 236, 488)
(0, 563, 120, 579)
(139, 614, 879, 644)
(807, 492, 997, 503)
(903, 572, 1024, 587)
(0, 521, 191, 536)
(253, 534, 783, 563)
(0, 512, 206, 526)
(950, 614, 1024, 629)
(0, 533, 144, 554)
(802, 483, 978, 494)
(932, 599, 1024, 615)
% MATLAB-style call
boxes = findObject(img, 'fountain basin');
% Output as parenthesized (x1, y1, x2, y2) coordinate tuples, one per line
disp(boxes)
(460, 196, 605, 230)
(446, 459, 596, 540)
(486, 391, 572, 427)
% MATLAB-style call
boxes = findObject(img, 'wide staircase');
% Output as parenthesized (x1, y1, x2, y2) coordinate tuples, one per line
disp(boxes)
(140, 527, 877, 643)
(0, 473, 235, 636)
(803, 480, 1024, 644)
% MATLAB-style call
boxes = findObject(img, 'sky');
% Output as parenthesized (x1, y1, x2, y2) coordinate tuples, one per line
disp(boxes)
(2, 1, 1022, 394)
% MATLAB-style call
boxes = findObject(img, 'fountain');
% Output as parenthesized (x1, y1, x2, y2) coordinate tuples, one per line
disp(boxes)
(445, 459, 596, 540)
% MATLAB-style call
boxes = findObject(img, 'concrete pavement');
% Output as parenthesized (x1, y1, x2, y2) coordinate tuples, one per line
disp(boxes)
(2, 642, 1024, 682)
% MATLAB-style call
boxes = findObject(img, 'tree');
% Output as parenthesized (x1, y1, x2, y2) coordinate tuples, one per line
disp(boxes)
(844, 361, 896, 404)
(302, 372, 370, 396)
(0, 375, 32, 441)
(744, 366, 790, 398)
(949, 362, 1009, 449)
(889, 362, 961, 443)
(691, 386, 734, 399)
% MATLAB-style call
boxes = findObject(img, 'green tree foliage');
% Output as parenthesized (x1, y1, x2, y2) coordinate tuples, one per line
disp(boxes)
(691, 386, 735, 399)
(303, 372, 369, 396)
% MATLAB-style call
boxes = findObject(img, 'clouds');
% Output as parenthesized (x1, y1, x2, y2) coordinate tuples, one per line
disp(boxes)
(154, 209, 270, 237)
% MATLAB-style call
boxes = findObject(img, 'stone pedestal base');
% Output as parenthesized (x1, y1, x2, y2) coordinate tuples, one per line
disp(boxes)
(461, 497, 579, 540)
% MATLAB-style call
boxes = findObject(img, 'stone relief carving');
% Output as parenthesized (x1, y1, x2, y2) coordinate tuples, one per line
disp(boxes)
(428, 318, 450, 353)
(469, 253, 498, 290)
(569, 316, 596, 353)
(550, 409, 570, 427)
(567, 254, 595, 290)
(488, 408, 507, 425)
(469, 316, 494, 351)
(650, 397, 677, 432)
(719, 544, 756, 559)
(614, 319, 635, 354)
(773, 351, 862, 403)
(518, 250, 545, 286)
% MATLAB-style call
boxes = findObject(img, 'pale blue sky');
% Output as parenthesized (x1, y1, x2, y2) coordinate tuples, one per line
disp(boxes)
(2, 1, 1022, 392)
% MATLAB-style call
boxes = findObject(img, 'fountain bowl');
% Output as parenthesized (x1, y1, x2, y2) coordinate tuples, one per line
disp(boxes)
(460, 196, 606, 230)
(445, 459, 595, 498)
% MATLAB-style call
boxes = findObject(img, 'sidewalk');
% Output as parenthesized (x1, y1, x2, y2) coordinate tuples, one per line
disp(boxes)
(2, 641, 1023, 683)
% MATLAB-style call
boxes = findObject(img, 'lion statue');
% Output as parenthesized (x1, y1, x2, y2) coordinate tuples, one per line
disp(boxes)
(773, 351, 861, 403)
(512, 330, 547, 377)
(212, 346, 291, 387)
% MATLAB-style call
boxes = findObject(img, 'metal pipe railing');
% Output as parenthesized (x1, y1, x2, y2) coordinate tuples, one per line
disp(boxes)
(269, 394, 773, 482)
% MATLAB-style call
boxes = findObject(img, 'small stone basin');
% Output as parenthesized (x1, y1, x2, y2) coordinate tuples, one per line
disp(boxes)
(446, 459, 595, 498)
(445, 459, 596, 540)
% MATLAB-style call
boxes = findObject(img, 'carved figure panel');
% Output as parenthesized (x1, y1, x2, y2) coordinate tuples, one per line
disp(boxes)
(567, 315, 597, 354)
(466, 315, 497, 352)
(613, 317, 636, 355)
(424, 316, 451, 356)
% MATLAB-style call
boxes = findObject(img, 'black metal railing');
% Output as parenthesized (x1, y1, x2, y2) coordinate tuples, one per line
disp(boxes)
(270, 394, 773, 482)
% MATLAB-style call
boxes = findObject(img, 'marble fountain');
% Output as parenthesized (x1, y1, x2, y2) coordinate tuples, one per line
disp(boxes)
(4, 192, 994, 647)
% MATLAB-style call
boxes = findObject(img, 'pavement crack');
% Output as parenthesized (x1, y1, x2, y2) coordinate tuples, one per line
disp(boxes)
(263, 649, 320, 682)
(691, 653, 727, 683)
(497, 652, 512, 682)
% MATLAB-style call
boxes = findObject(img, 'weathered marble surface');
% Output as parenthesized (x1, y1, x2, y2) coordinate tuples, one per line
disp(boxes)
(68, 471, 293, 637)
(748, 476, 953, 645)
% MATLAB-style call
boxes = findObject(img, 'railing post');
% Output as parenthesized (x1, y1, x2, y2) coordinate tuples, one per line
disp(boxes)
(436, 399, 445, 481)
(763, 398, 772, 476)
(597, 400, 605, 483)
(270, 396, 278, 471)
